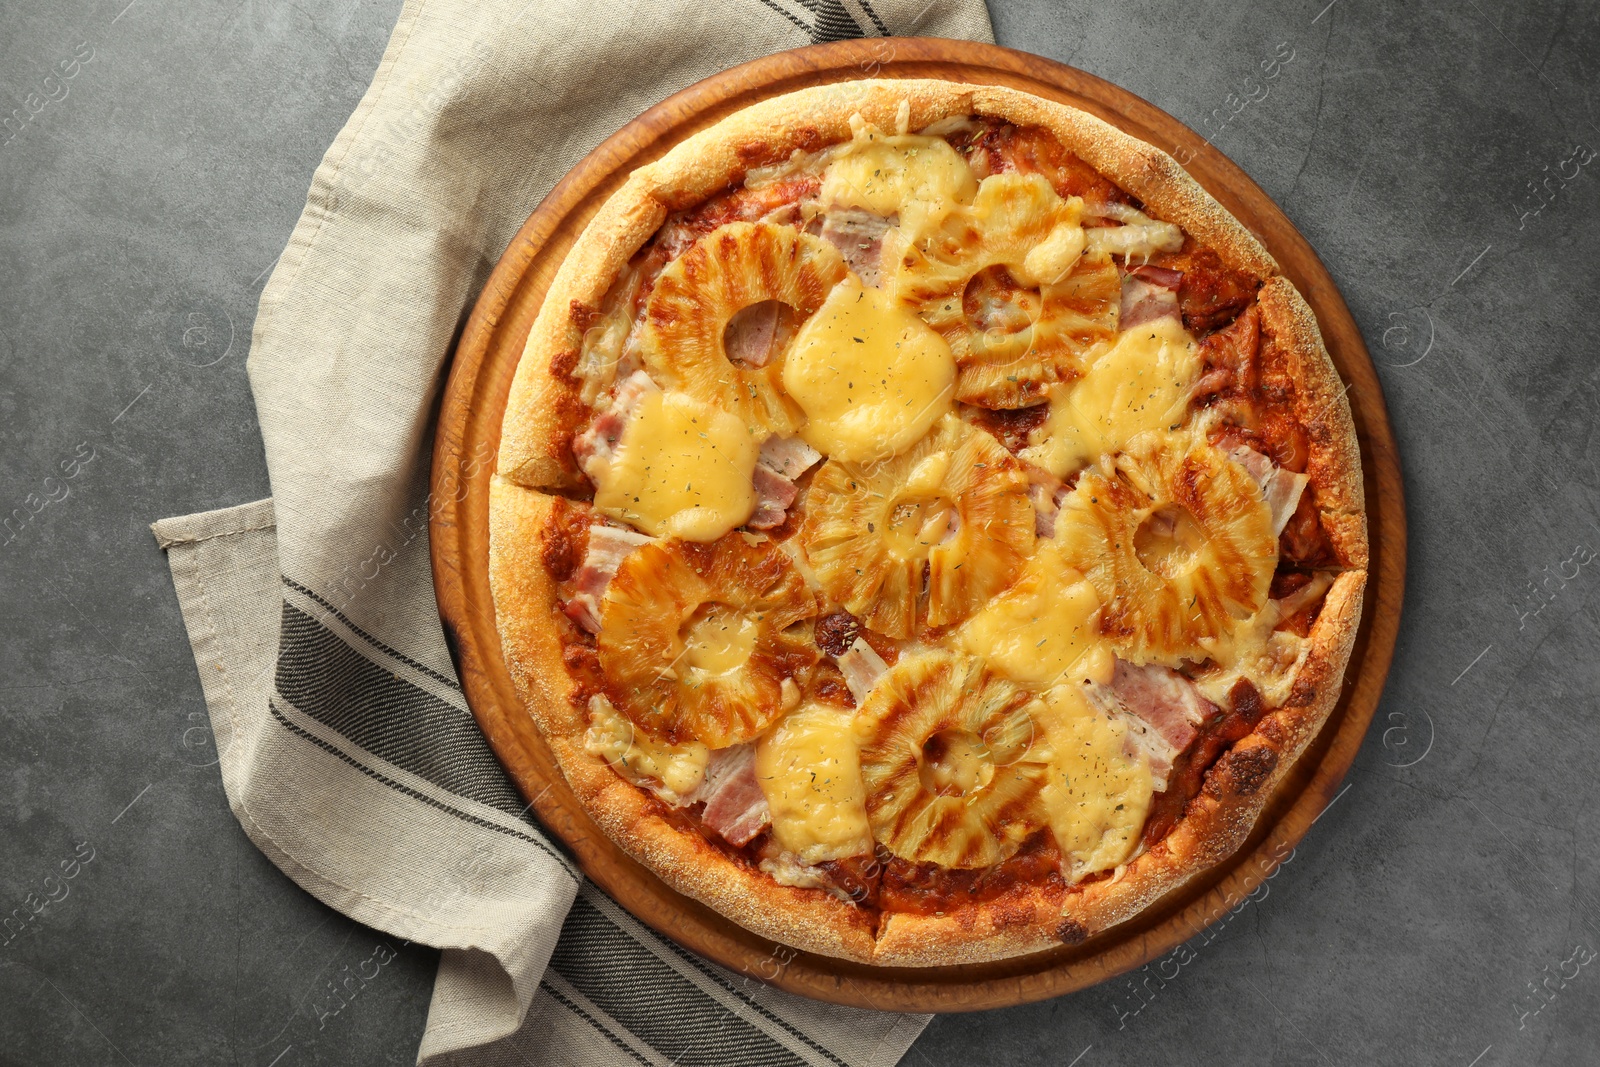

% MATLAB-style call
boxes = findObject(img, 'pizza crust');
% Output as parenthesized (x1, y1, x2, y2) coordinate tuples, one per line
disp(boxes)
(490, 79, 1370, 966)
(500, 192, 667, 489)
(1257, 276, 1368, 568)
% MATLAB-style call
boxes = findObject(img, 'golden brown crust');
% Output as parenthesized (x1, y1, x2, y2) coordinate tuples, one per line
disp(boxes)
(490, 79, 1368, 966)
(1257, 276, 1368, 569)
(500, 192, 666, 489)
(874, 889, 1066, 966)
(488, 477, 586, 734)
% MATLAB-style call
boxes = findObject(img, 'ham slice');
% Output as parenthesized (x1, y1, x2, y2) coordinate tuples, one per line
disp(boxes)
(1085, 203, 1184, 261)
(1117, 717, 1182, 792)
(1119, 270, 1181, 330)
(724, 301, 785, 369)
(758, 434, 823, 480)
(1110, 659, 1211, 747)
(1129, 264, 1183, 289)
(1193, 366, 1231, 398)
(1096, 659, 1218, 789)
(562, 523, 653, 634)
(1195, 304, 1260, 404)
(1277, 571, 1334, 618)
(1024, 461, 1068, 538)
(820, 208, 894, 288)
(692, 745, 770, 846)
(1229, 444, 1309, 536)
(838, 637, 889, 704)
(571, 370, 658, 484)
(748, 466, 799, 529)
(746, 435, 822, 530)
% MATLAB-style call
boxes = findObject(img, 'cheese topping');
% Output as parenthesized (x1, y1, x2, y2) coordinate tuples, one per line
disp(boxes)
(755, 704, 874, 864)
(584, 696, 709, 801)
(1083, 203, 1184, 260)
(567, 105, 1333, 897)
(962, 173, 1087, 286)
(681, 603, 759, 676)
(1022, 218, 1090, 287)
(821, 118, 977, 234)
(956, 542, 1114, 689)
(782, 273, 956, 462)
(1194, 573, 1335, 706)
(885, 172, 1088, 296)
(920, 729, 996, 796)
(1021, 316, 1201, 477)
(1035, 684, 1153, 880)
(593, 389, 758, 541)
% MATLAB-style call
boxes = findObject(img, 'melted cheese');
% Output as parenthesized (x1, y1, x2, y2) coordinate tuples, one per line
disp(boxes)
(584, 696, 708, 801)
(782, 273, 955, 462)
(966, 172, 1087, 285)
(821, 120, 977, 234)
(758, 855, 837, 894)
(956, 542, 1114, 688)
(920, 729, 995, 796)
(754, 704, 873, 864)
(1021, 316, 1201, 477)
(1084, 203, 1184, 260)
(1020, 216, 1089, 286)
(592, 389, 758, 541)
(883, 172, 1087, 295)
(1035, 684, 1153, 880)
(682, 604, 759, 675)
(1194, 573, 1334, 707)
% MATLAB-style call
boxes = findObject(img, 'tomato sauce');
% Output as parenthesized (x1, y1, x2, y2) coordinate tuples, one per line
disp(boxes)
(1141, 679, 1269, 847)
(877, 833, 1066, 915)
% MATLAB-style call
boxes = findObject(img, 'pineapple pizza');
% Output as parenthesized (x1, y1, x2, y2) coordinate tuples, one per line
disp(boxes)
(489, 81, 1366, 965)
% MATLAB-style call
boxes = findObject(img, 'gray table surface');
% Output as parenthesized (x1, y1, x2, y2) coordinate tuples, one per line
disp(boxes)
(3, 0, 1598, 1064)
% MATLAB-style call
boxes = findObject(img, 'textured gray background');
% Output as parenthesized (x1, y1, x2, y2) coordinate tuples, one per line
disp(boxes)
(2, 0, 1597, 1064)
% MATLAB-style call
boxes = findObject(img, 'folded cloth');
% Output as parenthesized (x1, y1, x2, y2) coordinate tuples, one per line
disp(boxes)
(152, 0, 994, 1063)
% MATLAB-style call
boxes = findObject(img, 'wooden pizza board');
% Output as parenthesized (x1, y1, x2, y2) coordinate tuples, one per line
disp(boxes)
(429, 37, 1406, 1011)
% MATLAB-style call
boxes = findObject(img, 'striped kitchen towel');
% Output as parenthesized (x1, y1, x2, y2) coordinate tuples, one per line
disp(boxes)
(151, 0, 993, 1063)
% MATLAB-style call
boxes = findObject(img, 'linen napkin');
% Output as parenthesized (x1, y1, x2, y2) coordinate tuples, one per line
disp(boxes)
(151, 0, 995, 1063)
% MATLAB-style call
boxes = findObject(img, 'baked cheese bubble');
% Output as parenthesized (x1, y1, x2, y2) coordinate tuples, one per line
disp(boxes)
(592, 389, 758, 541)
(1021, 315, 1201, 477)
(782, 274, 956, 463)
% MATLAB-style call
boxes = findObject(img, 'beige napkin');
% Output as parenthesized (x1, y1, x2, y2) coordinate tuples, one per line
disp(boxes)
(152, 0, 994, 1063)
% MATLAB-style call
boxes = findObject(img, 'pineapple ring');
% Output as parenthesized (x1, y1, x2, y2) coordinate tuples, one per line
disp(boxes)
(1056, 433, 1278, 666)
(597, 534, 818, 748)
(640, 221, 847, 436)
(891, 172, 1118, 408)
(799, 415, 1035, 639)
(857, 650, 1053, 868)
